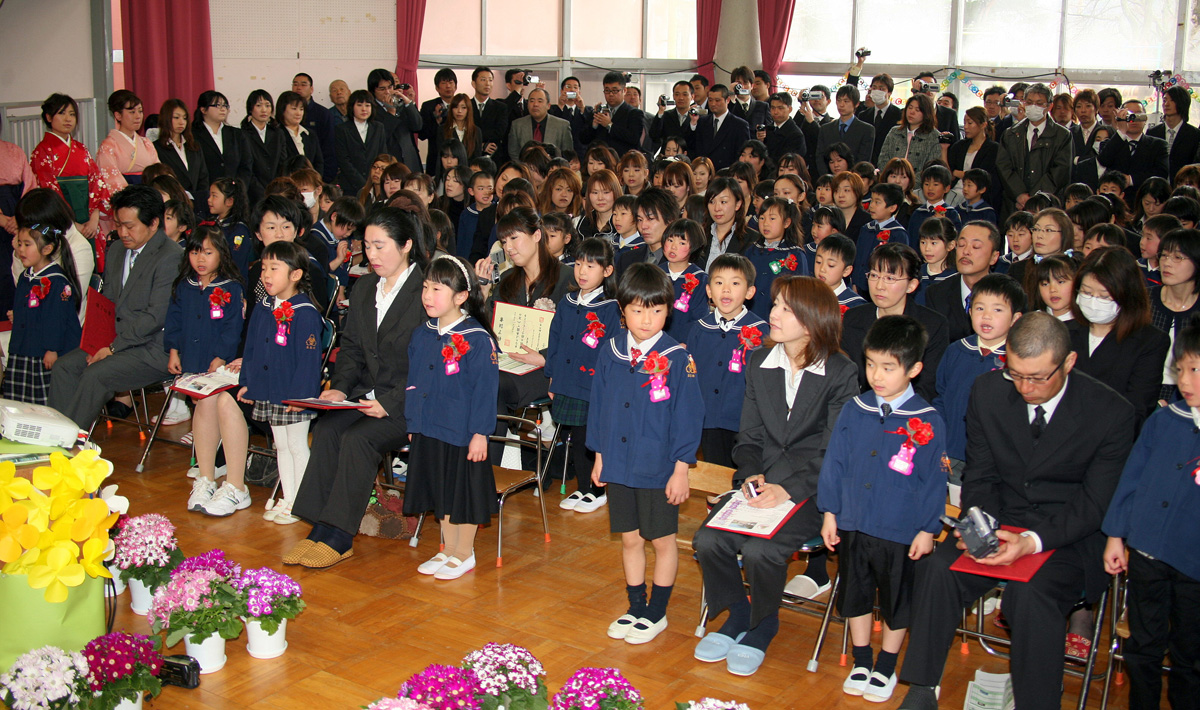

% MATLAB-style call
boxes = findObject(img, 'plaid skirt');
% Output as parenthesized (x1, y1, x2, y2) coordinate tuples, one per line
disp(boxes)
(251, 400, 316, 426)
(550, 394, 590, 427)
(2, 354, 50, 405)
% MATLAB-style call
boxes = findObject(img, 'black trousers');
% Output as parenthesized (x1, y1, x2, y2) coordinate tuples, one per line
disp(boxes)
(899, 539, 1089, 710)
(490, 370, 550, 464)
(701, 427, 737, 469)
(1125, 551, 1200, 710)
(291, 409, 407, 535)
(694, 496, 821, 627)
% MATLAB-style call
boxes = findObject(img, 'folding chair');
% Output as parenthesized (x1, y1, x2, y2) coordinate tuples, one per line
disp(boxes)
(135, 378, 195, 472)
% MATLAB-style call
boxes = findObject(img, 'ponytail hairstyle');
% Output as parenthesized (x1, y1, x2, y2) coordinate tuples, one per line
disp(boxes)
(756, 196, 804, 247)
(173, 223, 243, 298)
(14, 189, 81, 312)
(209, 177, 249, 225)
(574, 236, 618, 296)
(363, 205, 429, 272)
(260, 240, 313, 297)
(426, 255, 496, 342)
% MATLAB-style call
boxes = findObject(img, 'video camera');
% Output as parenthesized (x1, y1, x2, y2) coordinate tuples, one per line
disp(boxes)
(940, 506, 1002, 559)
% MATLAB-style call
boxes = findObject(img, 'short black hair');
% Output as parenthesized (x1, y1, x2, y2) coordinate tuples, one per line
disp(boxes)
(367, 68, 394, 92)
(328, 196, 365, 231)
(836, 85, 860, 105)
(1064, 182, 1094, 203)
(863, 315, 927, 371)
(504, 68, 526, 83)
(809, 84, 831, 100)
(1099, 170, 1128, 190)
(921, 164, 953, 188)
(662, 218, 706, 255)
(753, 70, 772, 85)
(730, 66, 753, 85)
(1172, 312, 1200, 362)
(471, 66, 493, 82)
(1085, 224, 1125, 250)
(709, 84, 730, 100)
(938, 91, 959, 110)
(963, 220, 1005, 253)
(1160, 228, 1200, 294)
(617, 262, 674, 310)
(962, 168, 991, 193)
(1143, 213, 1183, 237)
(434, 68, 458, 85)
(673, 80, 693, 95)
(41, 93, 78, 129)
(690, 74, 710, 88)
(1098, 87, 1123, 107)
(870, 183, 904, 209)
(111, 184, 165, 227)
(982, 85, 1007, 100)
(252, 194, 305, 234)
(603, 71, 628, 87)
(469, 156, 497, 176)
(709, 253, 756, 283)
(769, 91, 792, 108)
(1003, 210, 1036, 233)
(817, 233, 856, 264)
(1163, 195, 1200, 225)
(293, 72, 314, 85)
(868, 243, 921, 280)
(971, 273, 1026, 313)
(468, 170, 494, 190)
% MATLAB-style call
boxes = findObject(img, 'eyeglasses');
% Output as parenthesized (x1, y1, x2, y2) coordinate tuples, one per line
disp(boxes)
(1031, 226, 1061, 234)
(1002, 357, 1066, 386)
(866, 272, 906, 286)
(1161, 252, 1191, 265)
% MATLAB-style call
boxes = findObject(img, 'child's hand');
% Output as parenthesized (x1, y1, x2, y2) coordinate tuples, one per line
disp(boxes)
(208, 357, 225, 373)
(665, 462, 690, 505)
(591, 454, 605, 488)
(1103, 536, 1128, 575)
(235, 386, 252, 404)
(466, 433, 487, 462)
(5, 311, 12, 322)
(225, 358, 243, 373)
(167, 351, 182, 375)
(43, 351, 58, 370)
(821, 512, 840, 550)
(908, 531, 935, 560)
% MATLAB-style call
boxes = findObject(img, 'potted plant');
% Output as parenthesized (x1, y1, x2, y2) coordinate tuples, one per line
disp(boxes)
(146, 562, 240, 674)
(550, 668, 643, 710)
(399, 664, 484, 710)
(231, 567, 305, 659)
(0, 645, 91, 710)
(83, 632, 163, 710)
(461, 642, 548, 710)
(111, 514, 183, 615)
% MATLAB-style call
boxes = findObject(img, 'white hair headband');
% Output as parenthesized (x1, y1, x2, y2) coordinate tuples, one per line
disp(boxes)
(435, 254, 473, 287)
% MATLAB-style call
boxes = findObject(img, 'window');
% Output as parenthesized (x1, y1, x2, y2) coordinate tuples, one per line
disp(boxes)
(1062, 0, 1175, 70)
(422, 0, 481, 55)
(784, 1, 853, 63)
(486, 0, 560, 56)
(961, 0, 1061, 68)
(572, 0, 642, 57)
(646, 0, 697, 59)
(854, 0, 952, 67)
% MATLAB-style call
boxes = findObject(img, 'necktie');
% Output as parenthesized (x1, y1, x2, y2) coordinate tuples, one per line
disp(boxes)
(630, 348, 642, 368)
(123, 250, 138, 286)
(1030, 128, 1039, 150)
(980, 348, 992, 358)
(1031, 405, 1047, 441)
(533, 121, 543, 142)
(1168, 127, 1177, 150)
(719, 317, 734, 331)
(877, 109, 883, 124)
(880, 403, 892, 422)
(1128, 139, 1138, 158)
(840, 122, 847, 136)
(964, 293, 972, 312)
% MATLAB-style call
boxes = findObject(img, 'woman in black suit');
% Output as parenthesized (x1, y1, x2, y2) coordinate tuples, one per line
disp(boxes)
(693, 276, 859, 674)
(287, 207, 427, 568)
(193, 90, 252, 205)
(334, 90, 387, 199)
(276, 90, 324, 177)
(153, 98, 208, 202)
(1069, 246, 1170, 426)
(240, 89, 284, 203)
(948, 106, 1002, 209)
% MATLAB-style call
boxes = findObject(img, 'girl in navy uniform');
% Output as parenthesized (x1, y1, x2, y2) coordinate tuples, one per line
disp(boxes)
(545, 238, 621, 514)
(662, 219, 709, 343)
(744, 197, 810, 318)
(2, 222, 81, 405)
(163, 225, 247, 516)
(236, 241, 323, 523)
(206, 177, 253, 283)
(405, 256, 500, 581)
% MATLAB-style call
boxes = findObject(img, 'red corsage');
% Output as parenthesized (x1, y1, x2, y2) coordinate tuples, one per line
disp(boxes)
(738, 325, 762, 350)
(640, 351, 672, 402)
(209, 288, 231, 308)
(273, 302, 295, 325)
(934, 205, 947, 214)
(31, 277, 51, 300)
(198, 220, 217, 227)
(839, 303, 849, 317)
(782, 254, 798, 271)
(443, 333, 471, 375)
(682, 273, 700, 294)
(583, 311, 606, 348)
(877, 229, 892, 244)
(886, 417, 935, 475)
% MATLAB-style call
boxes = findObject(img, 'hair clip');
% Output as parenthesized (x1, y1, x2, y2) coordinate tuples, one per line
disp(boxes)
(28, 223, 63, 239)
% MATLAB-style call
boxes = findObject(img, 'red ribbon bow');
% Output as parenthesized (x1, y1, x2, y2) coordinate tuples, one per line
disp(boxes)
(782, 254, 798, 271)
(273, 302, 295, 325)
(738, 325, 762, 350)
(31, 277, 51, 300)
(887, 417, 935, 447)
(198, 220, 217, 227)
(877, 229, 892, 244)
(682, 273, 700, 294)
(585, 311, 606, 337)
(630, 348, 642, 366)
(209, 288, 231, 308)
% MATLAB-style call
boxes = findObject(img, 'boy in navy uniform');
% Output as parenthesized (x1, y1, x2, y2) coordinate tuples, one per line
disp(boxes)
(819, 315, 948, 703)
(908, 165, 963, 238)
(853, 183, 909, 293)
(588, 263, 704, 645)
(686, 254, 766, 468)
(957, 169, 998, 226)
(814, 234, 867, 310)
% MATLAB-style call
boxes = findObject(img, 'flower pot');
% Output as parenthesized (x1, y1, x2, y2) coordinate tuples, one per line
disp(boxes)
(105, 564, 126, 597)
(113, 693, 144, 710)
(244, 617, 288, 659)
(127, 578, 152, 615)
(184, 633, 227, 674)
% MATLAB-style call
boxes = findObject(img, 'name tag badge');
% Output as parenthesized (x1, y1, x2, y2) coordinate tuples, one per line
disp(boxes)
(211, 306, 223, 320)
(582, 332, 599, 348)
(728, 348, 744, 373)
(673, 292, 691, 312)
(445, 359, 460, 376)
(27, 296, 39, 308)
(275, 324, 288, 346)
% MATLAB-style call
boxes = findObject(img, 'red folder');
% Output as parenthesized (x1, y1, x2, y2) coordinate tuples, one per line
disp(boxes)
(949, 525, 1055, 582)
(79, 288, 115, 355)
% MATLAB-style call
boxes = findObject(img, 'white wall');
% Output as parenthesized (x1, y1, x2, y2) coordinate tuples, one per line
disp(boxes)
(0, 0, 95, 105)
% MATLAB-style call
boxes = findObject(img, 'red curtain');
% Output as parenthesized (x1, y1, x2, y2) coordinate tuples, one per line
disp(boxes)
(757, 0, 797, 82)
(121, 0, 215, 114)
(395, 0, 428, 97)
(696, 0, 723, 83)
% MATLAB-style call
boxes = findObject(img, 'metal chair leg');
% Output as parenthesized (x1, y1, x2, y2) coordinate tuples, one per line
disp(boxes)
(808, 569, 842, 672)
(409, 511, 425, 548)
(135, 388, 174, 473)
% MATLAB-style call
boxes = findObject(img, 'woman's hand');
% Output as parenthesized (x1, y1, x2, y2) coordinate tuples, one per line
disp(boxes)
(467, 433, 487, 462)
(509, 345, 545, 368)
(821, 512, 840, 550)
(1103, 536, 1128, 575)
(359, 399, 388, 418)
(167, 351, 182, 375)
(320, 388, 347, 402)
(747, 481, 791, 508)
(43, 351, 58, 370)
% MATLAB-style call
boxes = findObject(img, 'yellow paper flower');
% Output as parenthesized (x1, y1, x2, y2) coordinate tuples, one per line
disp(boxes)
(68, 498, 118, 544)
(27, 544, 86, 603)
(0, 461, 33, 508)
(0, 504, 39, 563)
(3, 546, 41, 575)
(17, 489, 52, 530)
(80, 537, 112, 578)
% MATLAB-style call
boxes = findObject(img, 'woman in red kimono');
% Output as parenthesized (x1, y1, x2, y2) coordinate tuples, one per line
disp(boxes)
(29, 93, 113, 240)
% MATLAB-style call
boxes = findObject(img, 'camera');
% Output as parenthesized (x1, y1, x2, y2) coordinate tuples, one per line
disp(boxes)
(741, 481, 759, 499)
(688, 106, 708, 117)
(599, 104, 611, 115)
(755, 123, 765, 132)
(527, 75, 540, 85)
(622, 72, 634, 84)
(159, 655, 201, 689)
(398, 83, 411, 91)
(659, 95, 675, 108)
(940, 506, 1001, 559)
(1121, 112, 1149, 122)
(1003, 97, 1022, 109)
(800, 90, 819, 101)
(856, 47, 871, 59)
(566, 91, 577, 100)
(919, 81, 939, 94)
(735, 83, 750, 96)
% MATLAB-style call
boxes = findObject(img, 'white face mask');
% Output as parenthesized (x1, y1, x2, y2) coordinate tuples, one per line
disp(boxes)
(870, 90, 888, 106)
(1025, 105, 1046, 123)
(301, 191, 316, 209)
(1076, 293, 1120, 324)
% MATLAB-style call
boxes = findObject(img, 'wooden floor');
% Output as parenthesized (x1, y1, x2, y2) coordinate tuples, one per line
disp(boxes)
(86, 416, 1131, 710)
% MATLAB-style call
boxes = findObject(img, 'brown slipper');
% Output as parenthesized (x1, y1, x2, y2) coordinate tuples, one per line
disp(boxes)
(282, 539, 316, 565)
(299, 542, 354, 569)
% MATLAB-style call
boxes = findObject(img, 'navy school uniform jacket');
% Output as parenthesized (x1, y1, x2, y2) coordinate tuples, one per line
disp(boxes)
(11, 265, 81, 357)
(908, 203, 963, 239)
(958, 200, 998, 226)
(586, 331, 704, 488)
(915, 263, 958, 306)
(852, 218, 909, 293)
(835, 283, 867, 310)
(932, 336, 1006, 461)
(163, 277, 245, 374)
(404, 317, 499, 448)
(817, 392, 948, 545)
(664, 263, 709, 343)
(686, 309, 767, 431)
(219, 220, 254, 284)
(545, 289, 623, 402)
(238, 293, 322, 404)
(308, 220, 338, 272)
(743, 241, 810, 318)
(1102, 400, 1200, 581)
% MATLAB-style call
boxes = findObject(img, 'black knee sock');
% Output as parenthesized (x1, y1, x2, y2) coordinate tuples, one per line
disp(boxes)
(625, 583, 647, 618)
(307, 523, 331, 543)
(644, 584, 672, 623)
(804, 549, 830, 586)
(324, 526, 354, 554)
(740, 611, 779, 651)
(716, 596, 752, 638)
(874, 650, 898, 678)
(852, 644, 875, 670)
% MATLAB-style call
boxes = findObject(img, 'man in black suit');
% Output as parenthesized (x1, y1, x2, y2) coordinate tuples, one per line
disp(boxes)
(292, 73, 338, 182)
(687, 84, 751, 172)
(924, 222, 1002, 343)
(690, 74, 710, 110)
(549, 76, 590, 157)
(896, 312, 1135, 710)
(470, 66, 509, 160)
(996, 83, 1073, 213)
(1098, 100, 1169, 204)
(367, 68, 423, 175)
(1145, 85, 1200, 184)
(651, 80, 695, 146)
(728, 65, 770, 132)
(502, 68, 528, 121)
(760, 92, 806, 161)
(581, 71, 646, 157)
(911, 72, 959, 138)
(419, 67, 458, 175)
(815, 85, 874, 176)
(1070, 89, 1106, 190)
(855, 72, 903, 164)
(797, 84, 834, 170)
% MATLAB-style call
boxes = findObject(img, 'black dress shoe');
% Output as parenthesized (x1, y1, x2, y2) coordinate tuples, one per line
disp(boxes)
(105, 401, 133, 419)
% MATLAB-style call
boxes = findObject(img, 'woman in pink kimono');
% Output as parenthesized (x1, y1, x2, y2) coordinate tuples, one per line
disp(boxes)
(96, 90, 160, 240)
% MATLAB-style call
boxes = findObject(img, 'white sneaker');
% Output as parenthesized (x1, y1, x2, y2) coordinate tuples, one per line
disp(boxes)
(188, 464, 226, 480)
(188, 478, 218, 512)
(434, 553, 476, 580)
(153, 398, 192, 426)
(573, 493, 607, 513)
(263, 498, 278, 521)
(526, 418, 557, 445)
(201, 482, 251, 517)
(272, 504, 301, 525)
(559, 491, 584, 510)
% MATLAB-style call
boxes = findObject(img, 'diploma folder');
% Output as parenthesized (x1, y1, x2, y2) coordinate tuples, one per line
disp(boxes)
(704, 490, 804, 538)
(948, 526, 1055, 582)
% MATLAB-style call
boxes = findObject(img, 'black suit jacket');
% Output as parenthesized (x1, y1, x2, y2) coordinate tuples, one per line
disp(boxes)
(923, 273, 974, 343)
(549, 104, 591, 156)
(1146, 121, 1200, 183)
(728, 98, 769, 132)
(1098, 134, 1170, 204)
(651, 109, 693, 144)
(334, 120, 387, 199)
(473, 98, 512, 156)
(193, 125, 251, 200)
(694, 227, 759, 269)
(961, 369, 1134, 597)
(855, 104, 903, 164)
(1070, 323, 1170, 425)
(840, 299, 949, 402)
(279, 127, 324, 176)
(763, 119, 806, 161)
(690, 112, 751, 172)
(241, 122, 284, 202)
(581, 102, 645, 157)
(372, 101, 423, 175)
(153, 141, 209, 202)
(1070, 123, 1105, 191)
(935, 104, 960, 138)
(419, 97, 451, 174)
(800, 114, 833, 169)
(947, 139, 1003, 208)
(503, 91, 526, 121)
(814, 118, 874, 176)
